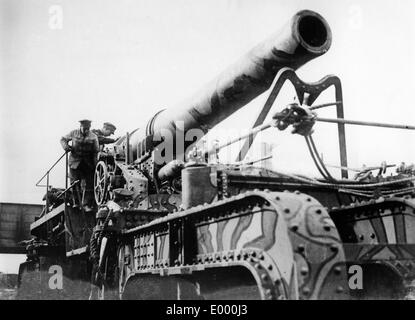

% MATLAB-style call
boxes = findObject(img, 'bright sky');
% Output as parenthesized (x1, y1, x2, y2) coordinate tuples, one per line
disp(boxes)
(1, 0, 415, 272)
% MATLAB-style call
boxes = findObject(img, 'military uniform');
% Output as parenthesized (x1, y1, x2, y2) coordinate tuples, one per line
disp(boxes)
(92, 129, 117, 145)
(60, 124, 99, 208)
(92, 122, 118, 146)
(89, 206, 109, 300)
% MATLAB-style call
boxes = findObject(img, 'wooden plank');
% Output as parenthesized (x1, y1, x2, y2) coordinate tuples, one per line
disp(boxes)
(66, 246, 88, 257)
(30, 203, 64, 232)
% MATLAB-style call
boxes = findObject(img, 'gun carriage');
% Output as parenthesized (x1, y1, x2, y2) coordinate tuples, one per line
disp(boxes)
(17, 10, 415, 300)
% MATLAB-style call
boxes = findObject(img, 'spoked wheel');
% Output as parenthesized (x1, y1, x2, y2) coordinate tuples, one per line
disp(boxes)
(94, 161, 109, 205)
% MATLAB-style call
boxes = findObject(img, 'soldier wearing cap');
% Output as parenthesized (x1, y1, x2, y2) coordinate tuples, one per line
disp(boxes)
(88, 205, 109, 299)
(89, 205, 119, 299)
(92, 122, 118, 146)
(60, 119, 99, 211)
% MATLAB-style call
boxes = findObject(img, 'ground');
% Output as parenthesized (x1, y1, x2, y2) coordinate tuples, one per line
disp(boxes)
(0, 288, 17, 300)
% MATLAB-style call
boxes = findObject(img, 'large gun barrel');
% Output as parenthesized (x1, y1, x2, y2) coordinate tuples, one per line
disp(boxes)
(128, 9, 332, 164)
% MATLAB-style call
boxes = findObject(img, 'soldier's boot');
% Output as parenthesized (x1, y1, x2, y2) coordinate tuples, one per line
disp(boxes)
(80, 180, 91, 212)
(72, 184, 82, 208)
(83, 180, 95, 213)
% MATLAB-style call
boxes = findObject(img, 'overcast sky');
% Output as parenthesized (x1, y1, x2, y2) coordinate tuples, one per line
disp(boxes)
(1, 0, 415, 272)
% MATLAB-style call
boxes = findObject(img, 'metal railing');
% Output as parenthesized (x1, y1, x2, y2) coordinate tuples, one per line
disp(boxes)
(35, 151, 69, 214)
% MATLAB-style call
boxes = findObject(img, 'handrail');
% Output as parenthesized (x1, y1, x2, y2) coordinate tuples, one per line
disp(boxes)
(35, 151, 69, 214)
(55, 180, 80, 200)
(35, 151, 68, 187)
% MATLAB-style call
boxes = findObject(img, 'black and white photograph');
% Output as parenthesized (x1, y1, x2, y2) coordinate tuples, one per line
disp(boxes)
(1, 0, 415, 305)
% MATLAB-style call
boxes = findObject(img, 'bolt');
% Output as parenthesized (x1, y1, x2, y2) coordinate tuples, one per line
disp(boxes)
(336, 286, 344, 293)
(334, 266, 342, 275)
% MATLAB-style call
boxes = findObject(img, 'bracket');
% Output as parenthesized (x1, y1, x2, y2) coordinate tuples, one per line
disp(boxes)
(235, 67, 348, 178)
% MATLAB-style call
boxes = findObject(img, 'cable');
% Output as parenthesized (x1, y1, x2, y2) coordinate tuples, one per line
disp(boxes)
(305, 135, 330, 180)
(308, 135, 336, 181)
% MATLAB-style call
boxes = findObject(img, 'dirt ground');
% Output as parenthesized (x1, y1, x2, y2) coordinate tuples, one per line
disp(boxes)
(0, 288, 17, 300)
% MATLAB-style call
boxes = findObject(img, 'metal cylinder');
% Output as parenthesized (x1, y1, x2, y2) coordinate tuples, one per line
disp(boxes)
(181, 165, 217, 209)
(128, 10, 332, 164)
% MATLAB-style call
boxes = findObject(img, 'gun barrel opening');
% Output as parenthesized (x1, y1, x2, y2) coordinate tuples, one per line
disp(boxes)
(295, 11, 331, 53)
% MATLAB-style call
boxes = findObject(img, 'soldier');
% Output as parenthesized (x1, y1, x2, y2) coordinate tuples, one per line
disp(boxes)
(88, 206, 108, 299)
(60, 119, 99, 212)
(89, 205, 118, 300)
(92, 122, 118, 146)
